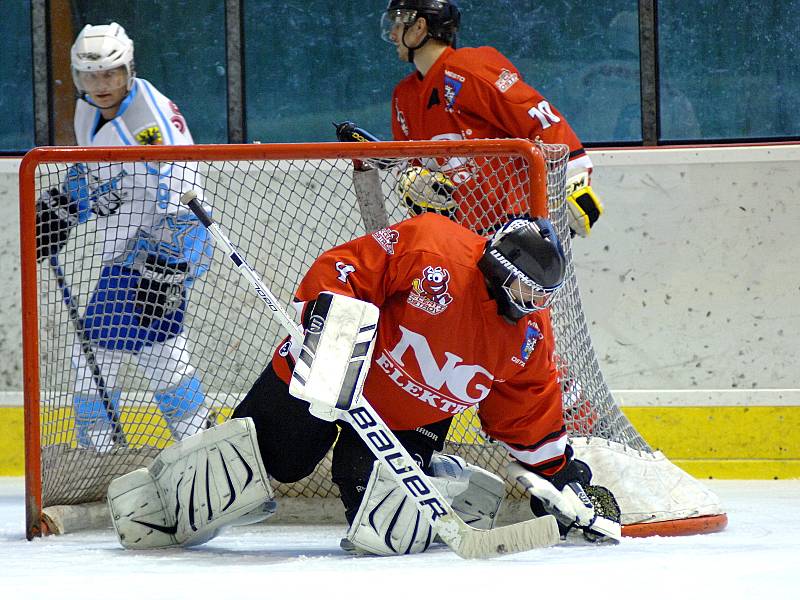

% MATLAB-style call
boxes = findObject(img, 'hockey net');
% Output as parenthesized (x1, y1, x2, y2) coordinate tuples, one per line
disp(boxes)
(19, 140, 726, 540)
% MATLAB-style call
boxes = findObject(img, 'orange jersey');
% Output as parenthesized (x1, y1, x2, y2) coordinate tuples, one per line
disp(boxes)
(391, 46, 593, 231)
(272, 214, 567, 474)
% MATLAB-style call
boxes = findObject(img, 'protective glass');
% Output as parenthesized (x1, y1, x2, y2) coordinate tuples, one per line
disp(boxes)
(75, 66, 128, 94)
(380, 9, 418, 42)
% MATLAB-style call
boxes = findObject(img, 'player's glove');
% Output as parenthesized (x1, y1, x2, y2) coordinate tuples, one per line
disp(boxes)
(396, 166, 457, 219)
(508, 446, 621, 544)
(333, 121, 400, 171)
(565, 170, 603, 237)
(35, 187, 80, 261)
(334, 120, 382, 144)
(135, 254, 189, 328)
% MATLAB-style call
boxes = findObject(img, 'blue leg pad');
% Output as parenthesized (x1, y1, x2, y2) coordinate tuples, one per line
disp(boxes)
(73, 391, 121, 447)
(154, 376, 205, 420)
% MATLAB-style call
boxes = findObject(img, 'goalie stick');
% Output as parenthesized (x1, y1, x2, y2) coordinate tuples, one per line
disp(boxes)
(49, 254, 127, 446)
(179, 190, 560, 558)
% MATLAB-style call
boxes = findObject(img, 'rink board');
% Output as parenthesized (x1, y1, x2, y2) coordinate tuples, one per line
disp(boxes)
(1, 400, 798, 479)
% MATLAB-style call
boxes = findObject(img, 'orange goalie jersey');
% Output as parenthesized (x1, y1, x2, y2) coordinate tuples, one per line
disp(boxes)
(272, 214, 568, 474)
(391, 46, 592, 231)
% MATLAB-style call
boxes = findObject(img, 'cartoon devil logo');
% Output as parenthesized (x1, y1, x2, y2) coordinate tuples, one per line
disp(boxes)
(412, 266, 453, 306)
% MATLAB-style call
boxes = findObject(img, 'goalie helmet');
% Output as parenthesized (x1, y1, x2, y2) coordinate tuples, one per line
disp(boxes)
(71, 22, 135, 95)
(477, 217, 566, 322)
(381, 0, 461, 47)
(396, 166, 457, 218)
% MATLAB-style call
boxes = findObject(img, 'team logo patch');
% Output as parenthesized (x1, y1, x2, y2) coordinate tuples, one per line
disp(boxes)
(168, 100, 187, 133)
(494, 69, 519, 93)
(135, 125, 163, 145)
(372, 228, 400, 255)
(520, 322, 543, 362)
(408, 266, 452, 315)
(443, 77, 462, 111)
(444, 69, 465, 83)
(375, 325, 495, 415)
(335, 261, 356, 282)
(278, 340, 292, 357)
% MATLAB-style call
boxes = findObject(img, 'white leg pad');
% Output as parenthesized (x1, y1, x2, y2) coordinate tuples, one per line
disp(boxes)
(343, 460, 469, 556)
(107, 418, 275, 549)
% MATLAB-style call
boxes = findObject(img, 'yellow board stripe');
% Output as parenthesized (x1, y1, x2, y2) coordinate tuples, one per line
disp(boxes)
(2, 405, 799, 479)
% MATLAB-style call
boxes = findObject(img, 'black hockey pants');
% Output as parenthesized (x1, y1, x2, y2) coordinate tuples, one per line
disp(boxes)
(232, 361, 452, 524)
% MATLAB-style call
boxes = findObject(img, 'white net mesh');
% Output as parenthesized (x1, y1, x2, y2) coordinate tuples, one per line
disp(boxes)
(24, 141, 712, 531)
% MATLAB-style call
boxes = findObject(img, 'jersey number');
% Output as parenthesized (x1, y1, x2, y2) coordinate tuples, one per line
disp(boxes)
(528, 101, 561, 130)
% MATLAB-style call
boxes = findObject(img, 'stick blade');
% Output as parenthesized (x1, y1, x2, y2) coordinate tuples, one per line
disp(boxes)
(442, 514, 560, 559)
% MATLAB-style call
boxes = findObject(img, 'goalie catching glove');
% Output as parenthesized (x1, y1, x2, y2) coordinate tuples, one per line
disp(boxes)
(508, 445, 621, 543)
(565, 170, 603, 237)
(396, 166, 457, 219)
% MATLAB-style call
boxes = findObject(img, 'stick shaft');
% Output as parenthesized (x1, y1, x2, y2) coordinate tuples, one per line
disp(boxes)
(49, 255, 126, 445)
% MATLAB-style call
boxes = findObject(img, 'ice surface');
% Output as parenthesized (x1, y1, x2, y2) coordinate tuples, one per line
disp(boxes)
(1, 478, 798, 599)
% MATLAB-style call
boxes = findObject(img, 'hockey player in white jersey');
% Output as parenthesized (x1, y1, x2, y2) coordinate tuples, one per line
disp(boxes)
(35, 22, 214, 450)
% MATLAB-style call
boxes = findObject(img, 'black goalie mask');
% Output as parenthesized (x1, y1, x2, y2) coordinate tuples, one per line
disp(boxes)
(477, 217, 566, 322)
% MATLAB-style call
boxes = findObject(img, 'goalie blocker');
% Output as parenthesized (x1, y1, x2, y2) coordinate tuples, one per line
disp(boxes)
(289, 292, 379, 421)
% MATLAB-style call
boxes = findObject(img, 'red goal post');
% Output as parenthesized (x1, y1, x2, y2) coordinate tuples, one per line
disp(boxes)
(19, 139, 726, 540)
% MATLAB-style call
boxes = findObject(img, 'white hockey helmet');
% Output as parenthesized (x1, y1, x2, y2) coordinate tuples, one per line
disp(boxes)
(71, 22, 135, 94)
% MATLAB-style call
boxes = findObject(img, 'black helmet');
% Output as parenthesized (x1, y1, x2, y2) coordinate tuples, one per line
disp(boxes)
(477, 217, 566, 322)
(382, 0, 461, 47)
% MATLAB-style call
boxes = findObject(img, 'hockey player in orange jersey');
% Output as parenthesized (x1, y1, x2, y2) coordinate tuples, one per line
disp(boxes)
(382, 0, 603, 235)
(227, 214, 619, 553)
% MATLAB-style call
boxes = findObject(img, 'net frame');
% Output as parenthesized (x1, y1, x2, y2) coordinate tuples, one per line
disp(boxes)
(19, 139, 726, 540)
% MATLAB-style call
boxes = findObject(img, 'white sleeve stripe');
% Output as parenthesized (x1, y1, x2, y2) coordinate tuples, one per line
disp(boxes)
(500, 434, 567, 467)
(291, 299, 306, 323)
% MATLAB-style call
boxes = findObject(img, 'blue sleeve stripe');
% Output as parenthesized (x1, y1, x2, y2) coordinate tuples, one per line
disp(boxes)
(141, 80, 175, 145)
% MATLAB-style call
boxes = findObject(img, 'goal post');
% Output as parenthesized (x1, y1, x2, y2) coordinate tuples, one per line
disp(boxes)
(19, 139, 726, 541)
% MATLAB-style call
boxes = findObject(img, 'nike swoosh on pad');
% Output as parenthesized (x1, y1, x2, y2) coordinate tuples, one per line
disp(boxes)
(131, 476, 183, 535)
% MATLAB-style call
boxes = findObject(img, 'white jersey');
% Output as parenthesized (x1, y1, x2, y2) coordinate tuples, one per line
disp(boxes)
(73, 77, 204, 263)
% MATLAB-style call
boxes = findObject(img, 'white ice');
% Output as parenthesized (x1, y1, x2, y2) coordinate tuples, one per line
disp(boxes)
(1, 477, 797, 600)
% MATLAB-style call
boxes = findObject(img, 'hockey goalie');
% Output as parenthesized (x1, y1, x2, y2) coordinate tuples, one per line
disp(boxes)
(108, 212, 620, 555)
